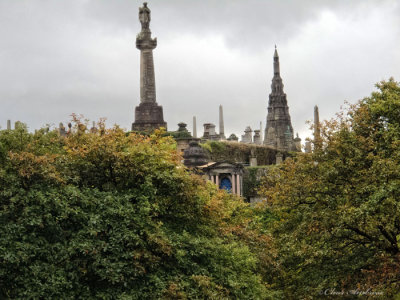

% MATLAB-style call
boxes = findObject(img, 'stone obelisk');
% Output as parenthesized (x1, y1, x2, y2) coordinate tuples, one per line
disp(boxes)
(219, 105, 226, 140)
(314, 105, 320, 139)
(314, 105, 321, 149)
(131, 2, 167, 132)
(193, 116, 197, 138)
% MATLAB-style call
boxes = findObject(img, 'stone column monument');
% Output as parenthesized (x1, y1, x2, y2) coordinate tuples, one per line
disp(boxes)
(219, 105, 226, 140)
(193, 116, 197, 138)
(131, 2, 167, 132)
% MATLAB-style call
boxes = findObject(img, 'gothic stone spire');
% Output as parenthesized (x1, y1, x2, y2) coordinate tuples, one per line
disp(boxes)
(264, 47, 296, 151)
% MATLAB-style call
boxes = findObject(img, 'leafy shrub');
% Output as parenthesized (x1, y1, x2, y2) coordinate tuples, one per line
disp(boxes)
(0, 122, 271, 299)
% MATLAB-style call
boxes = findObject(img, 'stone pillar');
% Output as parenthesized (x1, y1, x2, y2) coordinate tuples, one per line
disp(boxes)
(7, 120, 11, 130)
(236, 174, 241, 196)
(193, 116, 197, 138)
(232, 174, 236, 194)
(216, 174, 219, 187)
(219, 105, 226, 140)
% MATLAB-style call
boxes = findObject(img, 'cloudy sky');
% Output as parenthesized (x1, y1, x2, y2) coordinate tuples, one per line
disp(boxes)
(1, 0, 399, 140)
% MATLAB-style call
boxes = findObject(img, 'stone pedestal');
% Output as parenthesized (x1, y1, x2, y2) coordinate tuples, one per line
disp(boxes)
(132, 102, 167, 131)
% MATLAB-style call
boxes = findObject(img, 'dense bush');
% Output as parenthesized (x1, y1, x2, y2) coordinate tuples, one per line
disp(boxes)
(0, 121, 273, 299)
(260, 79, 400, 299)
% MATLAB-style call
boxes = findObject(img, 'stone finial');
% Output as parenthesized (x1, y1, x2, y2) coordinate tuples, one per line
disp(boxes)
(178, 122, 187, 132)
(273, 46, 280, 75)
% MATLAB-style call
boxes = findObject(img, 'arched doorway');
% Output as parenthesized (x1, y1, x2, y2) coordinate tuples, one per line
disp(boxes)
(219, 177, 232, 192)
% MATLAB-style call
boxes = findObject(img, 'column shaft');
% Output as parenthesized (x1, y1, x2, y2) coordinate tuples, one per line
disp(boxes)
(236, 175, 241, 196)
(232, 174, 236, 194)
(140, 49, 156, 103)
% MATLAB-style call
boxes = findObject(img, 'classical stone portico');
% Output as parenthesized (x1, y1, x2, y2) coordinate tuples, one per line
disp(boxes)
(200, 162, 244, 196)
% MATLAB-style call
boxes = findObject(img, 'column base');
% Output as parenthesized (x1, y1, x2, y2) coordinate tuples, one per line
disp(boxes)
(131, 102, 167, 132)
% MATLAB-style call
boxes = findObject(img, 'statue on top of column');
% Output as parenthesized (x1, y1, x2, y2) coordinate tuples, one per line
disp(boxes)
(139, 2, 151, 31)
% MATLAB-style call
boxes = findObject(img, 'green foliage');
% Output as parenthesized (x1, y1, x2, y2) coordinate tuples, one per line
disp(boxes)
(201, 141, 277, 165)
(167, 130, 192, 139)
(259, 78, 400, 298)
(242, 166, 271, 201)
(0, 122, 271, 299)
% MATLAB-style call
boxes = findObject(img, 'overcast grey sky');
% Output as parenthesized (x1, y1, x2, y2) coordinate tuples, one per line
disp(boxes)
(1, 0, 399, 140)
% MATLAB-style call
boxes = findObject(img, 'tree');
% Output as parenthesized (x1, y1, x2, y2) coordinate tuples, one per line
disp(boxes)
(0, 120, 272, 299)
(259, 79, 400, 298)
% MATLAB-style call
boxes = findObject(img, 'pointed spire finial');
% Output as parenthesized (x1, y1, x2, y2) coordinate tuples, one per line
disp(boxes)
(273, 46, 280, 75)
(274, 46, 279, 58)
